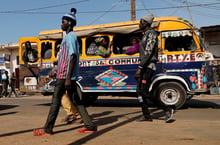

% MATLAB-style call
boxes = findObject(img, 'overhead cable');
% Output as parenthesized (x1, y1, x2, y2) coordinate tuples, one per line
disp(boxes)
(0, 2, 219, 14)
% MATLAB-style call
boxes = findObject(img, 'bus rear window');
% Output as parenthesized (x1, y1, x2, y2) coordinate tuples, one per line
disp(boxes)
(22, 41, 38, 63)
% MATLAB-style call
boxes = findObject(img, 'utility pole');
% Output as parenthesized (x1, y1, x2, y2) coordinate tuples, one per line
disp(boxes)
(130, 0, 136, 21)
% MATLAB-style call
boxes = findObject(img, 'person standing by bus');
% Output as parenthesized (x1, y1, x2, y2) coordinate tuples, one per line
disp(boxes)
(22, 41, 39, 64)
(2, 71, 9, 97)
(7, 72, 19, 98)
(33, 8, 97, 136)
(95, 37, 112, 58)
(135, 14, 174, 123)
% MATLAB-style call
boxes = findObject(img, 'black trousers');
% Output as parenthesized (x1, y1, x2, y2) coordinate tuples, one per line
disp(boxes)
(136, 68, 155, 118)
(137, 68, 172, 118)
(2, 80, 9, 97)
(44, 79, 97, 134)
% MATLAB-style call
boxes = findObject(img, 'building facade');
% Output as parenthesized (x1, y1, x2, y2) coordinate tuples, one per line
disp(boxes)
(200, 25, 220, 57)
(0, 43, 19, 76)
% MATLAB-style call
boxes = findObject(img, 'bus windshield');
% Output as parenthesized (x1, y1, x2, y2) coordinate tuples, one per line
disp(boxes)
(197, 31, 208, 51)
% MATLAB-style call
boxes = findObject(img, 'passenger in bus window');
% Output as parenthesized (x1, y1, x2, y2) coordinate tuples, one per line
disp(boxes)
(135, 14, 175, 123)
(95, 37, 112, 58)
(87, 42, 98, 56)
(44, 49, 52, 59)
(41, 42, 52, 59)
(22, 41, 38, 64)
(125, 36, 141, 55)
(33, 8, 97, 136)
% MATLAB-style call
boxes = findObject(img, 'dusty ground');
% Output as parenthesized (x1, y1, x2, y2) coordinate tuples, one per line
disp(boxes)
(0, 94, 220, 145)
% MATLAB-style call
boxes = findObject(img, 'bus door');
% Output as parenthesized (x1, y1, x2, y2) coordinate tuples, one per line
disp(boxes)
(38, 40, 57, 93)
(19, 37, 40, 92)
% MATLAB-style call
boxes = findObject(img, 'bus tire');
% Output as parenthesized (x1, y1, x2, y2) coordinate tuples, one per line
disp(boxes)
(154, 81, 187, 109)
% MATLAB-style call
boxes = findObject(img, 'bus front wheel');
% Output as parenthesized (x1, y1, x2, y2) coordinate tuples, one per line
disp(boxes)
(154, 81, 187, 109)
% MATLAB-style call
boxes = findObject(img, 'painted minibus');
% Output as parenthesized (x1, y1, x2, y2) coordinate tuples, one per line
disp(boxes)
(18, 17, 217, 108)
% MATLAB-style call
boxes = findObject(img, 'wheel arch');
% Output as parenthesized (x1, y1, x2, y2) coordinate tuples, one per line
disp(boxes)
(149, 75, 191, 93)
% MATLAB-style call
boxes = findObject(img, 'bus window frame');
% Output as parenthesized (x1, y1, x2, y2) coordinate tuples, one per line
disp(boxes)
(161, 30, 202, 55)
(82, 34, 113, 58)
(19, 37, 40, 64)
(40, 41, 54, 61)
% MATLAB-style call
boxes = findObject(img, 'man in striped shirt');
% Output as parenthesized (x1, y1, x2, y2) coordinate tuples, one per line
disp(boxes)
(33, 8, 97, 136)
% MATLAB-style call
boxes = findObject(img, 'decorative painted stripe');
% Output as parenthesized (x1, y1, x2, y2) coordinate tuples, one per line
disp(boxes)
(83, 86, 137, 90)
(166, 68, 203, 89)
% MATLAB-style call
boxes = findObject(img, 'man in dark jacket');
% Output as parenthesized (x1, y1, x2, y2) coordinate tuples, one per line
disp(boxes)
(135, 14, 174, 123)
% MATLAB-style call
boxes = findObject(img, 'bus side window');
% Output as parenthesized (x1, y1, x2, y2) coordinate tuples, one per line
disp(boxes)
(112, 34, 142, 54)
(86, 36, 109, 56)
(87, 42, 98, 56)
(112, 35, 125, 54)
(54, 39, 82, 58)
(41, 42, 52, 59)
(165, 36, 196, 52)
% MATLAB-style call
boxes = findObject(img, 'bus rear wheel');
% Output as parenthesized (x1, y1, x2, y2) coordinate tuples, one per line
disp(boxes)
(153, 81, 187, 109)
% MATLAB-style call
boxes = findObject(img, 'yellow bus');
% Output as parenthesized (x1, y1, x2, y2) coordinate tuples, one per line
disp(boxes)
(18, 17, 216, 108)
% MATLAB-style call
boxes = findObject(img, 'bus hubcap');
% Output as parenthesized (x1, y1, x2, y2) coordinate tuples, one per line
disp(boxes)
(161, 89, 180, 105)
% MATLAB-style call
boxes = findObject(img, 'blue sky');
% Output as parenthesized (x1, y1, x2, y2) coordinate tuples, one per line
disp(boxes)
(0, 0, 219, 44)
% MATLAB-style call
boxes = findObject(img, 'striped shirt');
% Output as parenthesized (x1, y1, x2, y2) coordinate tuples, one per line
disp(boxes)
(56, 31, 79, 80)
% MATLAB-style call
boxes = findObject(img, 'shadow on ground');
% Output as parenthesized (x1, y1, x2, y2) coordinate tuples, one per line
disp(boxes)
(0, 110, 141, 140)
(0, 105, 19, 111)
(92, 98, 155, 107)
(34, 97, 220, 109)
(182, 99, 220, 109)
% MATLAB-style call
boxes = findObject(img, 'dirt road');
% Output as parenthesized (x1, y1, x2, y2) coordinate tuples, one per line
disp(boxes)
(0, 94, 220, 145)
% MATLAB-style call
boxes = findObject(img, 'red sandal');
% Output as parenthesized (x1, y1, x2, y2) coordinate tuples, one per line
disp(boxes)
(75, 127, 96, 133)
(33, 129, 52, 136)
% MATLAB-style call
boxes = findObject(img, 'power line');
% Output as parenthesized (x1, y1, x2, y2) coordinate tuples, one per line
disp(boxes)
(1, 0, 88, 13)
(158, 0, 181, 16)
(88, 0, 124, 25)
(0, 2, 219, 14)
(191, 9, 220, 18)
(170, 0, 220, 10)
(140, 0, 151, 13)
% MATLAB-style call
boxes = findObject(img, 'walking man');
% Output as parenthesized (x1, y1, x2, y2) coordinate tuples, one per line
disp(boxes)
(33, 8, 97, 136)
(135, 14, 174, 123)
(2, 71, 9, 97)
(7, 72, 19, 98)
